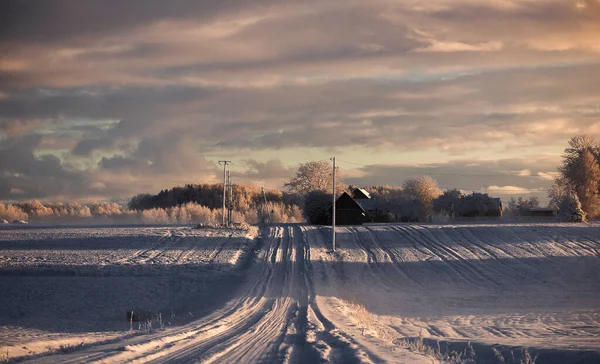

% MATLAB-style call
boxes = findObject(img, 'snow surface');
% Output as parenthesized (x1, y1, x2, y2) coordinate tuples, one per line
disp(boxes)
(304, 223, 600, 362)
(1, 223, 599, 363)
(0, 226, 258, 360)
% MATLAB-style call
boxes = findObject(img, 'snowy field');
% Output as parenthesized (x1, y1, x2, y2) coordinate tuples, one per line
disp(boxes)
(1, 223, 599, 363)
(0, 225, 258, 360)
(306, 223, 600, 363)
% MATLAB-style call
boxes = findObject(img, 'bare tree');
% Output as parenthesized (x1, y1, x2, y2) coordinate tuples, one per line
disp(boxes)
(284, 161, 346, 195)
(505, 196, 540, 216)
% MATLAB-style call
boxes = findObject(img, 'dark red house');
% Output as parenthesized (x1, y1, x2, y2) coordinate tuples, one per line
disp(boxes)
(329, 192, 367, 225)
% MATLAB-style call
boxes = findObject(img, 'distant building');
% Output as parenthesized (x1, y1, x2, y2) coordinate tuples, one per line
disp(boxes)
(351, 188, 377, 221)
(330, 191, 367, 225)
(524, 207, 557, 217)
(490, 198, 503, 217)
(352, 188, 371, 200)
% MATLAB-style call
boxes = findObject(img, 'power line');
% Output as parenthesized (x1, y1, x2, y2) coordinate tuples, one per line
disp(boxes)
(439, 187, 548, 192)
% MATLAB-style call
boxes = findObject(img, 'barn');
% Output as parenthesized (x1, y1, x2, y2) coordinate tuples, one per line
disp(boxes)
(489, 198, 503, 217)
(352, 188, 377, 222)
(352, 188, 371, 200)
(524, 207, 557, 217)
(330, 192, 367, 225)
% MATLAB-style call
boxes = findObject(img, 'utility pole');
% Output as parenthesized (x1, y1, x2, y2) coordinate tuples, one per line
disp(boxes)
(227, 170, 233, 226)
(330, 157, 336, 252)
(261, 187, 269, 224)
(218, 160, 231, 226)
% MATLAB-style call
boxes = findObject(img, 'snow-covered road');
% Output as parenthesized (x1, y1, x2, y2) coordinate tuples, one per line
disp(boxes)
(3, 223, 600, 363)
(16, 225, 425, 363)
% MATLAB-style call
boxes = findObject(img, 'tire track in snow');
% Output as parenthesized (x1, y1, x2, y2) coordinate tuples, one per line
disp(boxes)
(350, 226, 421, 290)
(408, 225, 504, 288)
(390, 225, 482, 287)
(363, 226, 425, 289)
(26, 225, 376, 364)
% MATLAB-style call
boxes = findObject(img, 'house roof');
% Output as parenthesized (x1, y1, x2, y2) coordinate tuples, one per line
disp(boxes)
(329, 192, 366, 213)
(356, 199, 376, 211)
(353, 188, 371, 199)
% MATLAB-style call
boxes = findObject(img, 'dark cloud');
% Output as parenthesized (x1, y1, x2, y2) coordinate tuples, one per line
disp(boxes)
(2, 62, 600, 158)
(72, 138, 114, 156)
(93, 134, 219, 190)
(0, 0, 279, 46)
(0, 135, 89, 199)
(98, 155, 139, 170)
(0, 0, 599, 200)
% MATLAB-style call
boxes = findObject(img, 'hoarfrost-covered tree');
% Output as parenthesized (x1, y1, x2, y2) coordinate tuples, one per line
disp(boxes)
(284, 161, 346, 195)
(505, 196, 540, 216)
(553, 136, 600, 219)
(559, 135, 600, 177)
(573, 149, 600, 218)
(558, 193, 587, 222)
(402, 176, 441, 220)
(548, 176, 573, 210)
(505, 198, 519, 217)
(433, 189, 463, 218)
(456, 193, 500, 217)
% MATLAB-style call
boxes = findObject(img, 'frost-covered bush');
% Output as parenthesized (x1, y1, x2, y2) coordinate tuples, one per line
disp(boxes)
(456, 193, 501, 217)
(256, 202, 304, 224)
(2, 196, 301, 226)
(288, 205, 303, 223)
(504, 197, 540, 217)
(433, 189, 463, 218)
(244, 209, 259, 224)
(184, 202, 217, 225)
(558, 193, 587, 222)
(19, 201, 92, 220)
(170, 205, 192, 223)
(230, 210, 246, 224)
(19, 200, 52, 219)
(386, 196, 423, 222)
(89, 202, 127, 217)
(139, 208, 170, 224)
(303, 190, 331, 225)
(0, 203, 28, 221)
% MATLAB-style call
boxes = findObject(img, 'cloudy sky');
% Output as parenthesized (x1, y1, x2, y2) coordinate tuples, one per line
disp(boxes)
(1, 0, 599, 203)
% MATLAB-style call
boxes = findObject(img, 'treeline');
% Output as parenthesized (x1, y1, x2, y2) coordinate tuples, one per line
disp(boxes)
(129, 183, 300, 210)
(0, 184, 304, 225)
(128, 183, 303, 224)
(0, 201, 134, 223)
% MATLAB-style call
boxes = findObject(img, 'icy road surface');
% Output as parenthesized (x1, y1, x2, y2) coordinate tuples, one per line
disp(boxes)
(1, 223, 600, 363)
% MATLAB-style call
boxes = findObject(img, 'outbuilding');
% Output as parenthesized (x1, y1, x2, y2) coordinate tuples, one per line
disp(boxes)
(524, 207, 557, 217)
(330, 192, 367, 225)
